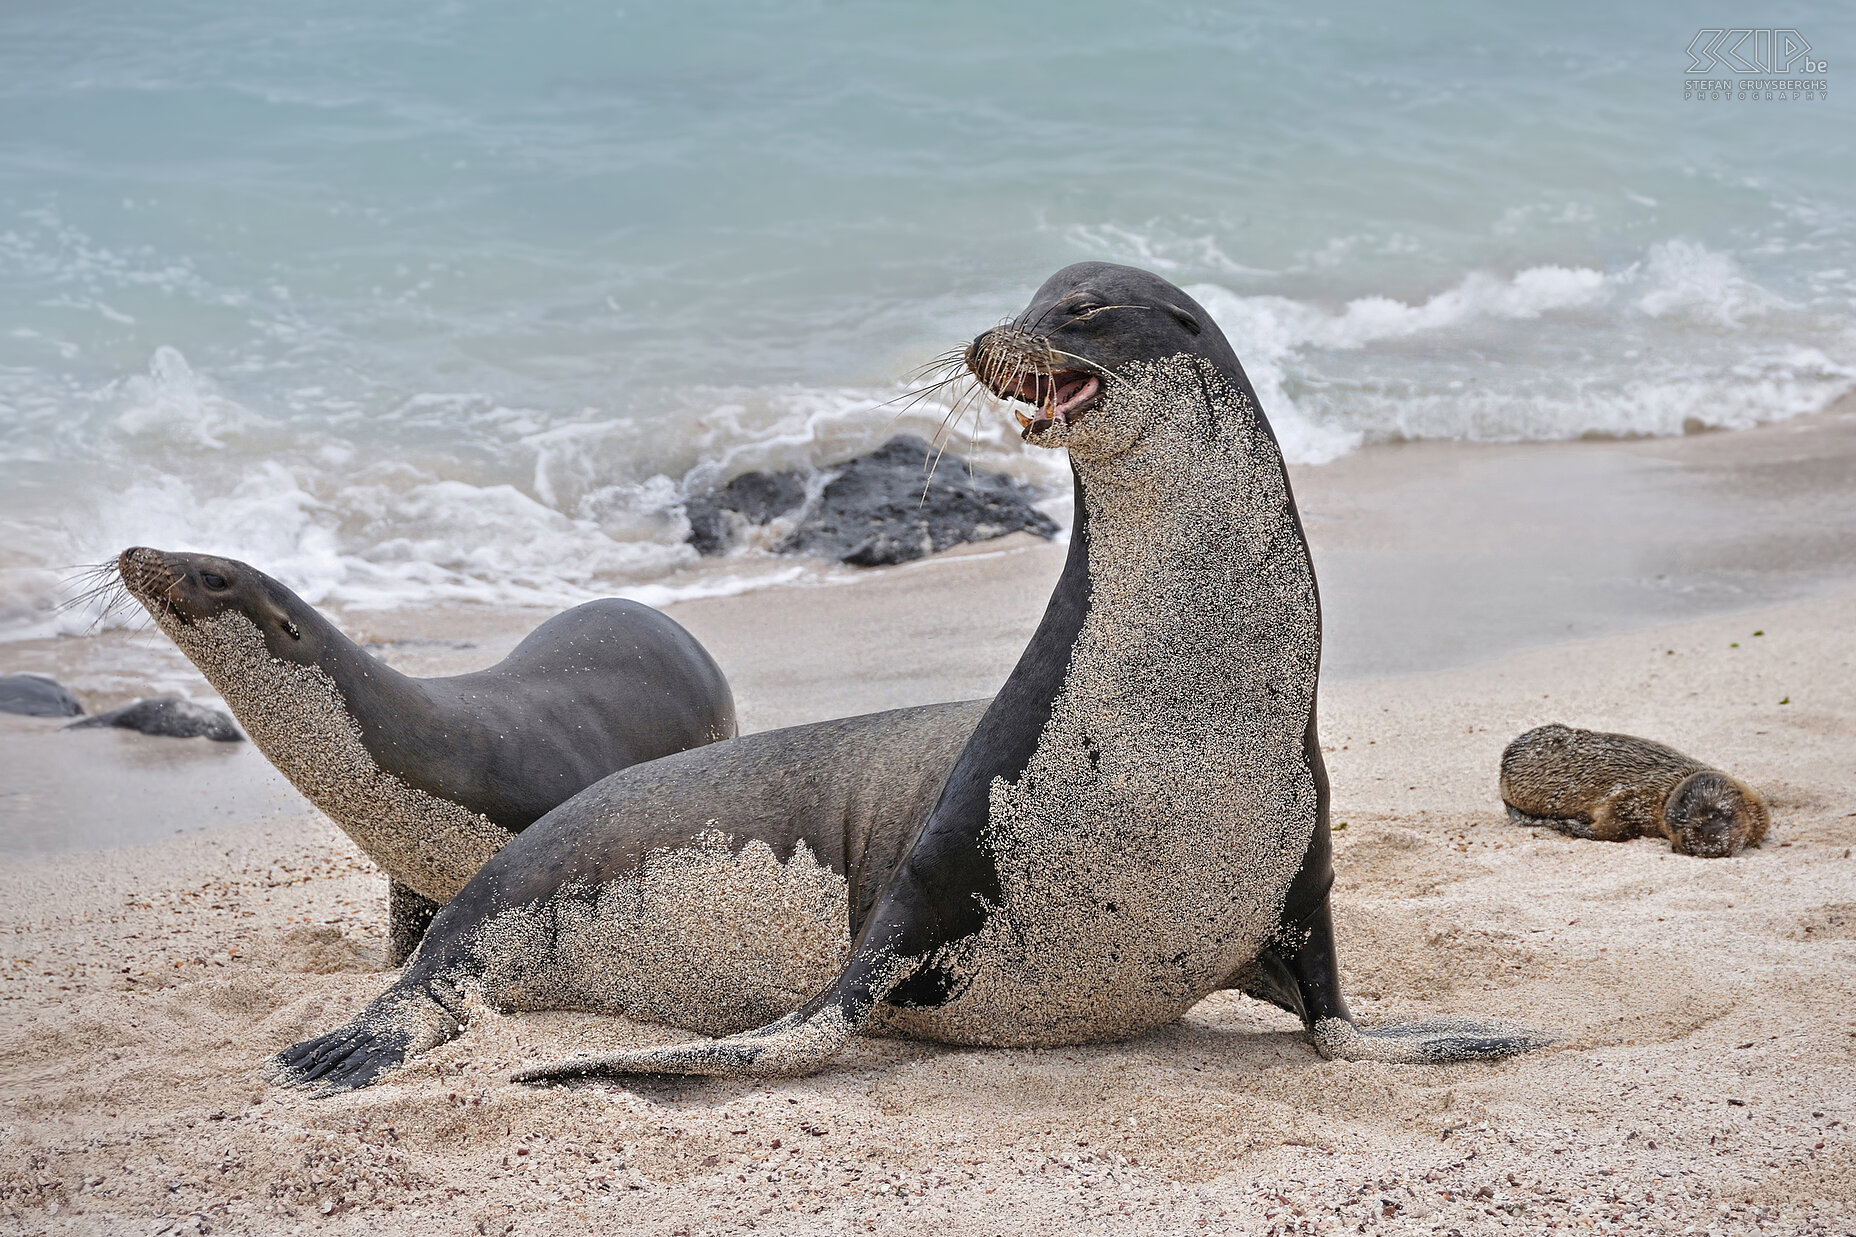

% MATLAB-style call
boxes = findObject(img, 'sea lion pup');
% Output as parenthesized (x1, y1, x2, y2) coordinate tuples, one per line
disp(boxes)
(270, 262, 1546, 1095)
(113, 547, 737, 961)
(1501, 723, 1769, 858)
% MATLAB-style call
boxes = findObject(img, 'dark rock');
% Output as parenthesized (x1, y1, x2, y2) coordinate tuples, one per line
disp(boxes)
(0, 673, 83, 717)
(687, 436, 1058, 567)
(64, 697, 243, 742)
(685, 469, 808, 556)
(785, 436, 1059, 566)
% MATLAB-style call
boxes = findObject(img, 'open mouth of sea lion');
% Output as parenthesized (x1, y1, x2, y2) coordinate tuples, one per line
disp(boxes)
(977, 363, 1102, 438)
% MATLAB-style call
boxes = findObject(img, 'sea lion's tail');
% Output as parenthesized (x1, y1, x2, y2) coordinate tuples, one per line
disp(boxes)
(1309, 1016, 1552, 1064)
(513, 996, 859, 1085)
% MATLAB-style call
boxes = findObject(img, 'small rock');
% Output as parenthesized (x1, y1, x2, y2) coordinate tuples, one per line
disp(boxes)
(719, 469, 809, 525)
(683, 500, 734, 558)
(0, 672, 84, 717)
(685, 469, 810, 556)
(63, 697, 243, 742)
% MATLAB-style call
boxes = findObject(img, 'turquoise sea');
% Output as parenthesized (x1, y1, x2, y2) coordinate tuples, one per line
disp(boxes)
(1, 1, 1850, 631)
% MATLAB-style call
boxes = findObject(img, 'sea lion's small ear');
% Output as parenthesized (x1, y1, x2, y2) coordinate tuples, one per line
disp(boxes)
(1164, 303, 1201, 335)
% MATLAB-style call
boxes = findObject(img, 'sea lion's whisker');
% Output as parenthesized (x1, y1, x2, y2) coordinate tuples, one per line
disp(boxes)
(56, 561, 141, 632)
(872, 356, 979, 431)
(1071, 304, 1148, 321)
(903, 348, 968, 383)
(922, 384, 983, 499)
(920, 375, 1003, 500)
(877, 369, 968, 417)
(920, 372, 978, 449)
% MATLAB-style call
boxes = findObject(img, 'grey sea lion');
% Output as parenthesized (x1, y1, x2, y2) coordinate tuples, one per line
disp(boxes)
(1500, 723, 1769, 858)
(270, 263, 1547, 1095)
(113, 547, 737, 961)
(63, 696, 242, 742)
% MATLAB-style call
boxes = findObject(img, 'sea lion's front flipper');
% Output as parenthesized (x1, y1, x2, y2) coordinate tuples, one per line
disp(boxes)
(514, 864, 955, 1086)
(267, 974, 466, 1095)
(1244, 896, 1553, 1064)
(1504, 801, 1602, 839)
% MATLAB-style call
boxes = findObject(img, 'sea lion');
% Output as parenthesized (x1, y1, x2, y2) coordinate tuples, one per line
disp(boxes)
(113, 547, 737, 961)
(270, 263, 1546, 1095)
(1500, 723, 1769, 858)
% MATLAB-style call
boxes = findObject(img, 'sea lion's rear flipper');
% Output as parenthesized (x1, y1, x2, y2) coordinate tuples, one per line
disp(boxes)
(1240, 895, 1552, 1064)
(512, 994, 860, 1084)
(1503, 801, 1602, 838)
(1309, 1014, 1550, 1063)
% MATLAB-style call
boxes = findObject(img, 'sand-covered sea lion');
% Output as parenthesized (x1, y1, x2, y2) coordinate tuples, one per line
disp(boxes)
(271, 263, 1546, 1095)
(111, 547, 737, 960)
(1500, 723, 1769, 858)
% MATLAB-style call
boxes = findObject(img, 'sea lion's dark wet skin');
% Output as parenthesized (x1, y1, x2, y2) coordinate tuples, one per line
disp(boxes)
(272, 264, 1545, 1095)
(117, 547, 736, 960)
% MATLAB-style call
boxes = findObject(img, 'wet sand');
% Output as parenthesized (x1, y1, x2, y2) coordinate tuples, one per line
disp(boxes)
(2, 409, 1855, 1234)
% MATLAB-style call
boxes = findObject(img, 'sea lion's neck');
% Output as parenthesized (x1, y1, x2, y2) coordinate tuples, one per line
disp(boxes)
(155, 608, 507, 902)
(918, 354, 1315, 842)
(1073, 367, 1309, 648)
(159, 600, 432, 771)
(294, 619, 430, 753)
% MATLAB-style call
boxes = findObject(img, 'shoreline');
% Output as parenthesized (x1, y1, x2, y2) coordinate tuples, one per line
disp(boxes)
(8, 394, 1855, 701)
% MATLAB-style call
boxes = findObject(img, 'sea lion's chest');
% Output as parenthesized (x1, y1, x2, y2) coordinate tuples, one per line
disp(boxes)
(885, 479, 1323, 1047)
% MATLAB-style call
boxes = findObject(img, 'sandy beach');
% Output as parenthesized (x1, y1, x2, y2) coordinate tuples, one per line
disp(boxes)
(4, 410, 1856, 1236)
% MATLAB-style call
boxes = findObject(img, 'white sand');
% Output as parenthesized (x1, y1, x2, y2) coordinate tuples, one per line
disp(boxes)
(3, 572, 1853, 1236)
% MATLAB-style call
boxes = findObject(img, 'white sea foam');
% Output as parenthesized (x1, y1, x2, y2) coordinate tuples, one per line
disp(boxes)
(1185, 240, 1852, 462)
(1632, 238, 1788, 326)
(1, 351, 1070, 640)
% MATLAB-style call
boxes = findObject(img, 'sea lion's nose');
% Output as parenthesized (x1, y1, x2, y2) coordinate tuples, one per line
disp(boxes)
(119, 546, 166, 577)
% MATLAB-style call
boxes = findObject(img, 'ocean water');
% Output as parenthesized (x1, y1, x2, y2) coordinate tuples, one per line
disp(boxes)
(2, 1, 1851, 634)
